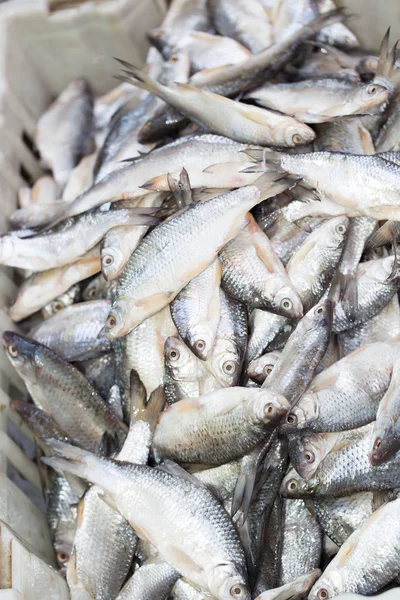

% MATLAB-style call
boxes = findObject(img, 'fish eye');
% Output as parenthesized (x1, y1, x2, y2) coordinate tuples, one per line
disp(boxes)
(287, 479, 298, 491)
(52, 301, 64, 312)
(315, 305, 324, 315)
(168, 348, 180, 361)
(287, 413, 297, 424)
(88, 287, 97, 298)
(335, 224, 346, 234)
(264, 364, 274, 376)
(317, 589, 330, 600)
(222, 360, 236, 374)
(107, 315, 117, 329)
(374, 437, 382, 449)
(304, 450, 315, 463)
(8, 344, 18, 358)
(367, 84, 377, 94)
(170, 54, 179, 62)
(281, 298, 293, 310)
(230, 584, 246, 596)
(265, 403, 275, 416)
(103, 255, 114, 266)
(195, 339, 206, 352)
(292, 133, 303, 145)
(57, 551, 69, 564)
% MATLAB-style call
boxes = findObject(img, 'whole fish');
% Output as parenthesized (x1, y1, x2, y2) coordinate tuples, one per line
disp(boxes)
(29, 300, 111, 361)
(245, 78, 388, 123)
(152, 387, 290, 466)
(3, 331, 127, 453)
(44, 441, 251, 600)
(282, 339, 400, 433)
(0, 208, 156, 271)
(308, 498, 400, 598)
(35, 79, 93, 186)
(106, 174, 291, 339)
(8, 246, 100, 322)
(171, 259, 222, 360)
(219, 215, 303, 317)
(280, 424, 400, 498)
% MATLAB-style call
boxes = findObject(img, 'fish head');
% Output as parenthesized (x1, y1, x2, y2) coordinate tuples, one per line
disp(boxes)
(247, 351, 281, 384)
(105, 296, 136, 339)
(324, 216, 349, 249)
(210, 338, 241, 387)
(370, 413, 397, 466)
(280, 467, 317, 498)
(281, 391, 319, 432)
(101, 242, 124, 281)
(302, 300, 334, 334)
(3, 331, 39, 382)
(308, 572, 343, 600)
(266, 281, 303, 319)
(281, 119, 316, 148)
(164, 336, 199, 381)
(289, 432, 327, 482)
(209, 564, 250, 600)
(357, 81, 390, 111)
(247, 389, 290, 426)
(82, 275, 106, 301)
(185, 323, 215, 361)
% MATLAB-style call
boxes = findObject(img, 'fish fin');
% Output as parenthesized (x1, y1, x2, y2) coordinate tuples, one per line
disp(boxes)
(125, 214, 159, 226)
(143, 386, 165, 432)
(357, 124, 375, 155)
(375, 28, 398, 84)
(167, 168, 192, 208)
(372, 490, 390, 511)
(388, 224, 400, 281)
(236, 518, 256, 586)
(240, 147, 281, 164)
(129, 369, 147, 417)
(140, 173, 169, 191)
(114, 59, 165, 96)
(231, 468, 256, 521)
(252, 172, 293, 201)
(157, 459, 209, 491)
(167, 173, 185, 209)
(164, 544, 202, 575)
(135, 291, 176, 313)
(365, 220, 393, 249)
(184, 463, 214, 473)
(107, 384, 124, 421)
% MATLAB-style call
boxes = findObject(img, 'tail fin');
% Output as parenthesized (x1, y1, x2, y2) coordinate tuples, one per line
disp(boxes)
(375, 28, 399, 90)
(366, 220, 394, 249)
(42, 440, 99, 480)
(389, 223, 400, 282)
(252, 172, 294, 202)
(304, 7, 347, 35)
(114, 58, 166, 97)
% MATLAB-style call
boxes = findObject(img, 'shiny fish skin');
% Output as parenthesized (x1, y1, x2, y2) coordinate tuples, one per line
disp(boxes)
(246, 310, 291, 364)
(280, 423, 400, 498)
(313, 492, 377, 548)
(245, 78, 388, 124)
(254, 569, 321, 600)
(208, 0, 273, 53)
(29, 300, 111, 361)
(308, 498, 400, 598)
(115, 559, 179, 600)
(338, 294, 400, 356)
(107, 175, 290, 339)
(35, 79, 93, 187)
(313, 119, 375, 154)
(219, 215, 302, 317)
(288, 431, 342, 482)
(0, 208, 156, 271)
(283, 339, 400, 433)
(171, 579, 209, 600)
(9, 245, 100, 322)
(333, 255, 400, 333)
(171, 258, 222, 360)
(41, 283, 81, 319)
(247, 350, 281, 384)
(194, 461, 241, 502)
(47, 474, 79, 571)
(371, 358, 400, 465)
(101, 224, 149, 281)
(44, 442, 251, 600)
(78, 353, 116, 399)
(152, 387, 290, 466)
(3, 332, 126, 453)
(279, 499, 322, 585)
(269, 217, 324, 266)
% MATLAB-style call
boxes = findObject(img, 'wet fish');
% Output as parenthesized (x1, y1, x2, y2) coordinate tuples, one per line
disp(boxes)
(247, 350, 281, 384)
(3, 331, 127, 453)
(254, 569, 321, 600)
(116, 558, 179, 600)
(35, 79, 93, 187)
(152, 387, 290, 466)
(41, 283, 81, 319)
(44, 441, 251, 600)
(371, 358, 400, 465)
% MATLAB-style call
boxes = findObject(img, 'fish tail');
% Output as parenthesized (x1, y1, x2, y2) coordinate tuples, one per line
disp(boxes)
(375, 28, 399, 89)
(365, 220, 393, 249)
(240, 147, 281, 166)
(41, 440, 101, 481)
(305, 7, 347, 35)
(389, 222, 400, 281)
(129, 370, 165, 431)
(114, 58, 165, 97)
(252, 171, 294, 202)
(339, 272, 359, 322)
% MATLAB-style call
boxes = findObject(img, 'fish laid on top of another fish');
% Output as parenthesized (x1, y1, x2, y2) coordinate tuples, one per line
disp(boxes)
(5, 1, 400, 599)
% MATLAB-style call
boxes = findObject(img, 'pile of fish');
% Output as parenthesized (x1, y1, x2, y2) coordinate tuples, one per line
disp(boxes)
(4, 0, 400, 598)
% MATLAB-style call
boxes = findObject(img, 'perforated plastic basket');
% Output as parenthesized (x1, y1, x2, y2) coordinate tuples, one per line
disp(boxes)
(0, 1, 398, 598)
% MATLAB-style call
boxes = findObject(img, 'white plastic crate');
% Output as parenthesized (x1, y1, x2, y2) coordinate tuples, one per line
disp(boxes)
(0, 0, 165, 596)
(0, 1, 398, 599)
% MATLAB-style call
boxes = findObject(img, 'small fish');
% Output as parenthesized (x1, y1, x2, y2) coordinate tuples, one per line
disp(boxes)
(308, 498, 400, 598)
(152, 387, 290, 466)
(3, 331, 127, 453)
(43, 441, 251, 600)
(29, 300, 112, 361)
(35, 79, 93, 187)
(171, 258, 222, 360)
